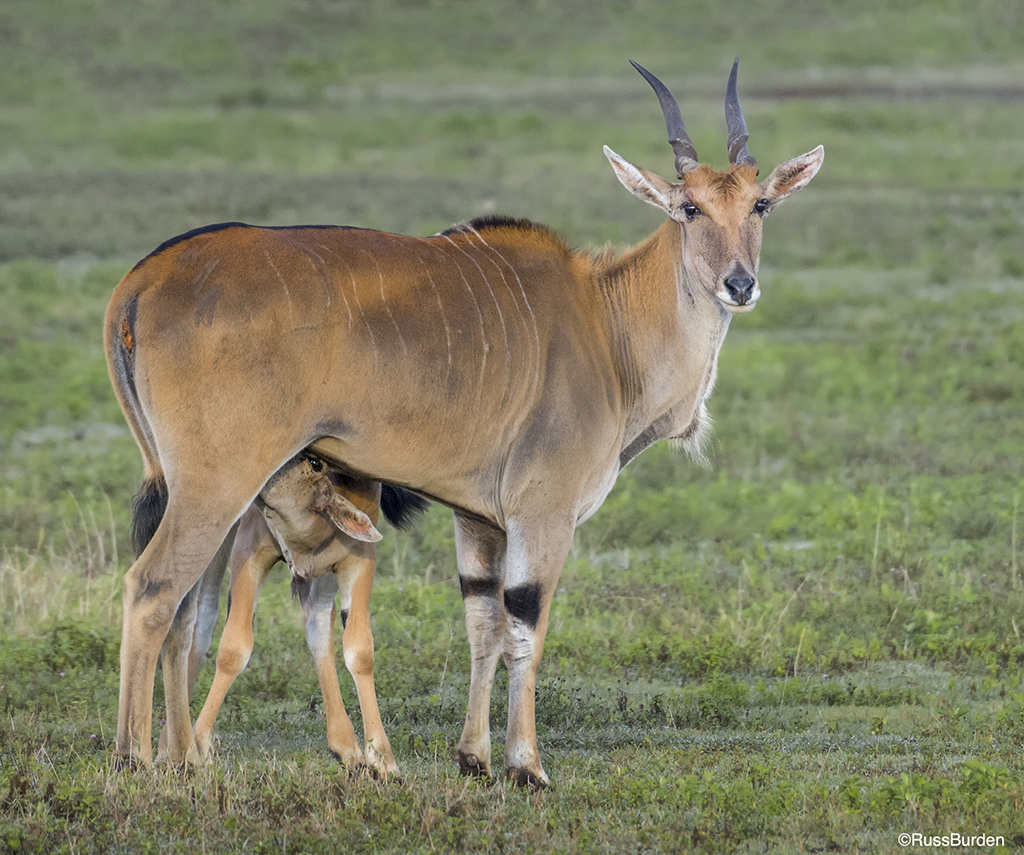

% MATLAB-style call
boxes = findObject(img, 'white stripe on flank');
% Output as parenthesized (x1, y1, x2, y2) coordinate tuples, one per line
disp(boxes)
(413, 253, 452, 440)
(263, 249, 295, 321)
(362, 250, 409, 358)
(329, 249, 380, 366)
(464, 226, 542, 405)
(421, 237, 489, 424)
(314, 244, 354, 327)
(442, 234, 510, 378)
(417, 255, 453, 370)
(306, 250, 331, 307)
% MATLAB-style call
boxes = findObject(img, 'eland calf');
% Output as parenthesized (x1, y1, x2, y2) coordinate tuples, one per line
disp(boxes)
(107, 59, 822, 787)
(189, 454, 422, 774)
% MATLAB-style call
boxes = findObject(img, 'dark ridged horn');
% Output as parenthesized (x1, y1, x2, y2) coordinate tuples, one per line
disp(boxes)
(629, 60, 700, 176)
(725, 56, 756, 170)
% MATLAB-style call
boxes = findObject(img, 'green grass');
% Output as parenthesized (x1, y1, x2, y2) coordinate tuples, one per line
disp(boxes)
(3, 0, 1024, 852)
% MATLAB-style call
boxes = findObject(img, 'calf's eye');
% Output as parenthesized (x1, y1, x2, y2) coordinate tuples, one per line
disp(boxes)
(682, 203, 702, 220)
(753, 197, 770, 216)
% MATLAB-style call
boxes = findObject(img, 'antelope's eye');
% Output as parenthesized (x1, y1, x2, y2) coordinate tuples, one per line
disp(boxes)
(753, 197, 770, 216)
(307, 456, 324, 473)
(681, 202, 702, 221)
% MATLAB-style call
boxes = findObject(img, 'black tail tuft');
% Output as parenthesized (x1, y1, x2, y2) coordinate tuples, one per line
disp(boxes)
(291, 575, 311, 605)
(130, 476, 168, 558)
(380, 485, 429, 530)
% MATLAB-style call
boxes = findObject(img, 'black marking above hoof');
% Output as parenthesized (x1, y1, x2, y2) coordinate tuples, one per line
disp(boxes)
(506, 766, 549, 791)
(503, 583, 541, 628)
(456, 751, 493, 782)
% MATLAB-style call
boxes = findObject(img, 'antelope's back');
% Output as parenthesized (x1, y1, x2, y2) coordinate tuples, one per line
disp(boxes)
(108, 219, 617, 511)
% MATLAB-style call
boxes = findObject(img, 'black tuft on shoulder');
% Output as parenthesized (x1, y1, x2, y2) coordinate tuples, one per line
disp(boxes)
(440, 215, 575, 257)
(441, 215, 549, 237)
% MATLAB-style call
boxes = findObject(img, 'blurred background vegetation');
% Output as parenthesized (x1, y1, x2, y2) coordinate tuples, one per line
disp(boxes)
(2, 1, 1024, 851)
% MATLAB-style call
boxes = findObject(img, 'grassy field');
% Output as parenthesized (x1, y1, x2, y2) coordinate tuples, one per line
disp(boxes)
(3, 0, 1024, 852)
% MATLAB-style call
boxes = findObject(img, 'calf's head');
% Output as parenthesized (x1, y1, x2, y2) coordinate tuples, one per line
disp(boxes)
(261, 454, 382, 543)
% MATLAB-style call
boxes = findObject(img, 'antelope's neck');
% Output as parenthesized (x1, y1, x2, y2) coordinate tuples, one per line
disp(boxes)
(598, 221, 732, 461)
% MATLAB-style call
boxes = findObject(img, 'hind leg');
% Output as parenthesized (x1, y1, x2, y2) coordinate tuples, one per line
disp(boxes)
(338, 545, 398, 776)
(117, 491, 256, 767)
(156, 578, 202, 765)
(157, 526, 236, 760)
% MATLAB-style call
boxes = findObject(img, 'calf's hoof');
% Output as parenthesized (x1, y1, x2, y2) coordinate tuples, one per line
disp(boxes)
(506, 766, 549, 791)
(155, 749, 202, 773)
(330, 746, 366, 771)
(365, 742, 400, 779)
(456, 750, 493, 781)
(194, 729, 214, 760)
(112, 752, 148, 773)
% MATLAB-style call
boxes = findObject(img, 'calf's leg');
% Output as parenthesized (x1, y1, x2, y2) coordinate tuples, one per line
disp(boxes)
(299, 573, 363, 767)
(193, 509, 277, 758)
(337, 544, 398, 776)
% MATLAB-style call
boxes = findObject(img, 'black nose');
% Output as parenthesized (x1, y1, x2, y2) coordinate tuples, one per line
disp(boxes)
(724, 275, 756, 305)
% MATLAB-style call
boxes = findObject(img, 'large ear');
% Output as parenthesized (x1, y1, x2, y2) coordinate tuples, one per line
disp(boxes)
(762, 145, 824, 205)
(603, 145, 676, 214)
(320, 493, 382, 543)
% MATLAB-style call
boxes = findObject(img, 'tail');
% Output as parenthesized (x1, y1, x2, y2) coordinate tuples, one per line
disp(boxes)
(107, 284, 167, 558)
(131, 476, 168, 557)
(379, 485, 429, 530)
(291, 575, 311, 605)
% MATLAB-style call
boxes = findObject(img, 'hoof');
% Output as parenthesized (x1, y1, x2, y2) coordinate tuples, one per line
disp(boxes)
(112, 753, 147, 773)
(194, 731, 214, 761)
(155, 741, 202, 769)
(330, 748, 366, 772)
(456, 751, 493, 781)
(364, 764, 403, 784)
(506, 766, 549, 791)
(365, 744, 400, 780)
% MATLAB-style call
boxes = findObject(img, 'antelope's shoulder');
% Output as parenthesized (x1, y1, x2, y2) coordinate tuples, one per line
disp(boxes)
(441, 216, 579, 258)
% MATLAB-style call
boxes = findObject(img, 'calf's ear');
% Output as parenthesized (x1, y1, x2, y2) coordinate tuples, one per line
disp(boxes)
(321, 494, 382, 543)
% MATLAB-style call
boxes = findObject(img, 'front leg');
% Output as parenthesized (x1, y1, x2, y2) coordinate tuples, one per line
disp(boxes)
(501, 519, 574, 789)
(453, 513, 507, 780)
(193, 509, 276, 758)
(299, 573, 363, 768)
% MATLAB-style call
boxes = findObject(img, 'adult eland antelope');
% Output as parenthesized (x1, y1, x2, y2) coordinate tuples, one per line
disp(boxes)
(106, 58, 822, 787)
